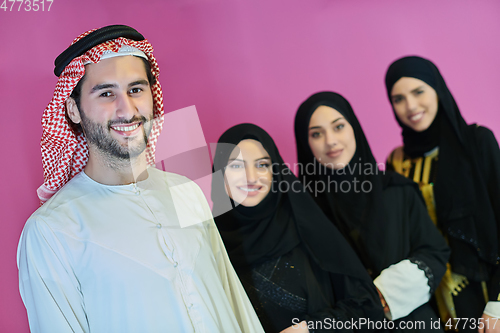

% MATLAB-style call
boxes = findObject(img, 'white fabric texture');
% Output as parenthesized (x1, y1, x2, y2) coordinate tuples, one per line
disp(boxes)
(484, 301, 500, 319)
(373, 259, 431, 321)
(18, 168, 264, 333)
(83, 45, 148, 64)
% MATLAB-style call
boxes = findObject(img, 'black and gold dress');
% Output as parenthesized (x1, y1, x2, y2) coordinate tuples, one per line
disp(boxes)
(385, 56, 500, 332)
(387, 145, 489, 328)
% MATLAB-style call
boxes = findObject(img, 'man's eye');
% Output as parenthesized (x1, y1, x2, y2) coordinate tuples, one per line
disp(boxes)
(100, 92, 112, 97)
(130, 87, 142, 94)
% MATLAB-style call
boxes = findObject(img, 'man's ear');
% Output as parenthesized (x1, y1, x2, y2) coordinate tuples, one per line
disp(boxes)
(66, 97, 82, 124)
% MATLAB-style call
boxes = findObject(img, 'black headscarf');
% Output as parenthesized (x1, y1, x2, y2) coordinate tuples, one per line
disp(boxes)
(385, 56, 499, 278)
(294, 92, 411, 276)
(211, 123, 371, 280)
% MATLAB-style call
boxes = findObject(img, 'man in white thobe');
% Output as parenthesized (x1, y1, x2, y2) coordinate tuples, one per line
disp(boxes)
(17, 24, 264, 333)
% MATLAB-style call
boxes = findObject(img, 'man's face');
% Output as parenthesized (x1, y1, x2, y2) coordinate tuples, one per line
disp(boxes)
(69, 56, 154, 160)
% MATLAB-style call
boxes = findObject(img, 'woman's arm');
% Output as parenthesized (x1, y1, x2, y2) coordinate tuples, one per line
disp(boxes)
(476, 126, 500, 323)
(303, 273, 384, 332)
(375, 185, 450, 320)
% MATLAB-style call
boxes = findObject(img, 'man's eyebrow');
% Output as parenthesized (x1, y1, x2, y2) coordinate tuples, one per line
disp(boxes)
(90, 80, 149, 94)
(90, 83, 117, 93)
(129, 79, 149, 87)
(308, 117, 344, 130)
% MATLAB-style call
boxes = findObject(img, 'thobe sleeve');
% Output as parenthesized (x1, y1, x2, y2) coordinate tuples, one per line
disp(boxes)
(192, 185, 265, 333)
(17, 218, 89, 333)
(375, 186, 450, 321)
(476, 126, 500, 315)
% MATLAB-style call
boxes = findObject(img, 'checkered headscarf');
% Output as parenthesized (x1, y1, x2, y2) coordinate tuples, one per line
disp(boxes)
(38, 28, 164, 203)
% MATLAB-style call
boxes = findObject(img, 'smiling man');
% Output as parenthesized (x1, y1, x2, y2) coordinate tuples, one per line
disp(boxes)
(66, 55, 155, 184)
(17, 25, 263, 333)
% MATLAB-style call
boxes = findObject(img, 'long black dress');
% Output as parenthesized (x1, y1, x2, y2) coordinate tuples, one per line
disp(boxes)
(294, 91, 450, 332)
(385, 56, 500, 332)
(211, 124, 384, 332)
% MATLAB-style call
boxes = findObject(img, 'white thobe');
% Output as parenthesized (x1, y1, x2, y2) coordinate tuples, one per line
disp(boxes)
(17, 168, 264, 333)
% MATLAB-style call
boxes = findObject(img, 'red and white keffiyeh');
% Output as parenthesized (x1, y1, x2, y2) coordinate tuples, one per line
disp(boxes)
(38, 29, 164, 204)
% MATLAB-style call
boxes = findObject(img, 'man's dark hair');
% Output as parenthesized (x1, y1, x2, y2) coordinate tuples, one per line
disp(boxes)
(69, 56, 156, 114)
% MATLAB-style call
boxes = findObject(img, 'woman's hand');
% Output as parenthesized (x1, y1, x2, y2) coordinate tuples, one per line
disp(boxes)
(280, 321, 310, 333)
(376, 287, 391, 315)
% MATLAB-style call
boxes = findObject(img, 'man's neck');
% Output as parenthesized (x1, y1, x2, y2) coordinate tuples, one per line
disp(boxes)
(84, 151, 149, 185)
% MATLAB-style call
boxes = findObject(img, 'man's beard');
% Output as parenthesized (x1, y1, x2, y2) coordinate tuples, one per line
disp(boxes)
(80, 110, 154, 161)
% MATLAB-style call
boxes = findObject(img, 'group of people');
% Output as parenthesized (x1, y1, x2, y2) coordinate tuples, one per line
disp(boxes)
(17, 25, 500, 333)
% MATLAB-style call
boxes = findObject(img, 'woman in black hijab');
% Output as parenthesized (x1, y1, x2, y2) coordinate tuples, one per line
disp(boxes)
(385, 56, 500, 330)
(294, 91, 449, 332)
(211, 123, 384, 332)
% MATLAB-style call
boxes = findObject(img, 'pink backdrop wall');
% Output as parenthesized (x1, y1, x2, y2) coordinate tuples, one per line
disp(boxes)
(1, 0, 499, 331)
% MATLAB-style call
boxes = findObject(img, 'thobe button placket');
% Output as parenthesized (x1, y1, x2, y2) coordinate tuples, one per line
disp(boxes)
(133, 184, 140, 195)
(188, 303, 193, 309)
(173, 262, 178, 267)
(156, 223, 162, 229)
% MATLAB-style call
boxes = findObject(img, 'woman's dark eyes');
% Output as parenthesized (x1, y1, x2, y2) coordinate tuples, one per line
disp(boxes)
(310, 132, 321, 138)
(335, 124, 345, 131)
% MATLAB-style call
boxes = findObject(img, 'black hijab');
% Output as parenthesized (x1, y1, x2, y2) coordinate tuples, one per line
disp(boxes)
(294, 92, 410, 276)
(385, 56, 499, 278)
(211, 123, 371, 281)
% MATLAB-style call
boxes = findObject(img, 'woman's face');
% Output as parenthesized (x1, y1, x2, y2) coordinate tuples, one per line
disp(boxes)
(390, 77, 439, 132)
(224, 139, 273, 207)
(308, 105, 356, 170)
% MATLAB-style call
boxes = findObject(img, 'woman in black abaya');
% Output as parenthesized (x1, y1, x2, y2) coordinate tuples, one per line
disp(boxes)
(211, 123, 384, 332)
(385, 56, 500, 330)
(294, 91, 449, 332)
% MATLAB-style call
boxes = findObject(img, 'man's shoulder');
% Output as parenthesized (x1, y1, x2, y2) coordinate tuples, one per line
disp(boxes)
(29, 173, 89, 219)
(27, 169, 207, 227)
(21, 175, 91, 239)
(152, 167, 192, 186)
(150, 167, 203, 194)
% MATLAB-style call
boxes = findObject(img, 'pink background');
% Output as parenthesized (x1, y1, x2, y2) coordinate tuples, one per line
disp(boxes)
(1, 0, 499, 331)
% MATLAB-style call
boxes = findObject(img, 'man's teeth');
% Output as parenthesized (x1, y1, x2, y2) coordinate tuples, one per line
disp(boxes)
(112, 123, 140, 132)
(238, 187, 260, 192)
(410, 113, 424, 121)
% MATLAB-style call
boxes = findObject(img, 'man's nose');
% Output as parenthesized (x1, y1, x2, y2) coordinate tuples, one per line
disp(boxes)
(116, 93, 137, 119)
